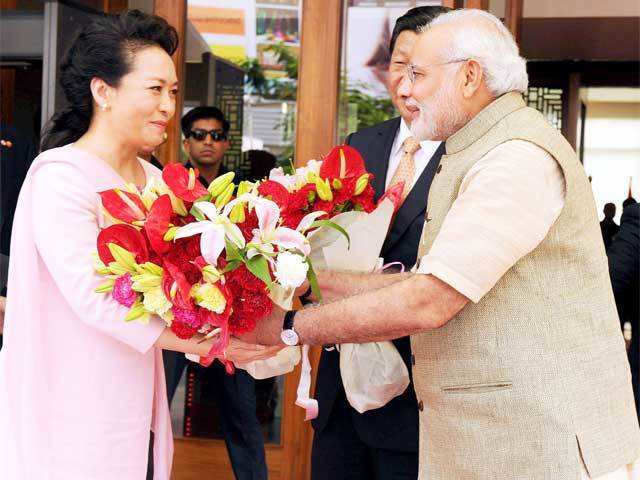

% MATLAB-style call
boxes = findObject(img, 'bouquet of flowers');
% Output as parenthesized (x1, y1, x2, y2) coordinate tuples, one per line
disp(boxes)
(93, 145, 384, 371)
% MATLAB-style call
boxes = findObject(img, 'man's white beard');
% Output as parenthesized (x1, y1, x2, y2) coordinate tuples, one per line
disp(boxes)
(410, 81, 470, 142)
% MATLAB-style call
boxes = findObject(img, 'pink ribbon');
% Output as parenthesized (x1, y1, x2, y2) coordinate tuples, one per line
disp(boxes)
(295, 345, 319, 420)
(377, 261, 406, 273)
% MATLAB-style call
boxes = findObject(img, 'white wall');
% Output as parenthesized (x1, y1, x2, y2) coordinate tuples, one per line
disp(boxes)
(488, 0, 640, 19)
(583, 100, 640, 223)
(523, 0, 640, 18)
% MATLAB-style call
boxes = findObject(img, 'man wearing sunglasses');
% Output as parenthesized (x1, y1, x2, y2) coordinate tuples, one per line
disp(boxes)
(181, 106, 232, 185)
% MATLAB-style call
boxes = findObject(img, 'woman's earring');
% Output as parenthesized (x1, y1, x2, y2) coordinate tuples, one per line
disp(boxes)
(100, 104, 110, 111)
(162, 132, 168, 141)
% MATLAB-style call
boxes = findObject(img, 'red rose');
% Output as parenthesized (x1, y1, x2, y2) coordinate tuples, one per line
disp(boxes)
(225, 265, 273, 335)
(238, 209, 259, 242)
(257, 180, 290, 209)
(170, 321, 199, 339)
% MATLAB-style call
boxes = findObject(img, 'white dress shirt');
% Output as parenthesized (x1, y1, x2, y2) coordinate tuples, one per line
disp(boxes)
(385, 119, 442, 191)
(416, 139, 567, 303)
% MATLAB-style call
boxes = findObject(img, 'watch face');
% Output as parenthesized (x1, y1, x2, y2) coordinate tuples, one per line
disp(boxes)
(281, 329, 299, 346)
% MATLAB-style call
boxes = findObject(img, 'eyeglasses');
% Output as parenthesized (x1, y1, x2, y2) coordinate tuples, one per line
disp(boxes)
(406, 59, 469, 84)
(188, 129, 228, 142)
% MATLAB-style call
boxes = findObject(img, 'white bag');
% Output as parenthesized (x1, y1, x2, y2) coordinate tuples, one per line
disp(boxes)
(339, 342, 410, 413)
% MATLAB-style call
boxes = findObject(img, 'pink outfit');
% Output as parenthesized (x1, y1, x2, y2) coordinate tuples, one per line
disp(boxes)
(0, 145, 172, 479)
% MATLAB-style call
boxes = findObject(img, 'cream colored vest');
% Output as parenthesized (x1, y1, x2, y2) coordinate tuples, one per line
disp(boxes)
(412, 92, 640, 479)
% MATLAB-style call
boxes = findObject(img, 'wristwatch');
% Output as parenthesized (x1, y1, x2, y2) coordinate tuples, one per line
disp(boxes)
(281, 310, 299, 346)
(299, 285, 313, 306)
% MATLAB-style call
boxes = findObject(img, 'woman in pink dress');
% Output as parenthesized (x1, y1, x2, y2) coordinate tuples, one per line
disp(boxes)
(0, 10, 279, 479)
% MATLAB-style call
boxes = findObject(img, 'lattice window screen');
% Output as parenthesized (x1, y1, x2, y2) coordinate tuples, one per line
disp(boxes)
(523, 87, 564, 131)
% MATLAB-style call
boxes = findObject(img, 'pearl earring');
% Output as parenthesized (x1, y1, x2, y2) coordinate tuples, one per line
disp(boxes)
(100, 104, 109, 111)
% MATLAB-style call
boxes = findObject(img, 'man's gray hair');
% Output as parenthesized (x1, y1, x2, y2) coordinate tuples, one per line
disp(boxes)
(421, 9, 529, 97)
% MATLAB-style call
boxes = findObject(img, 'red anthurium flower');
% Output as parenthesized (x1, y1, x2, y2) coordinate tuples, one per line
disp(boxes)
(97, 224, 149, 265)
(377, 181, 405, 213)
(257, 180, 291, 209)
(144, 194, 174, 255)
(99, 189, 147, 223)
(162, 163, 209, 202)
(162, 258, 195, 309)
(319, 145, 367, 180)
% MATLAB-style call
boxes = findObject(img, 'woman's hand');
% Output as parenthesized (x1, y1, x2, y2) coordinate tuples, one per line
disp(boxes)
(226, 337, 284, 365)
(199, 334, 284, 364)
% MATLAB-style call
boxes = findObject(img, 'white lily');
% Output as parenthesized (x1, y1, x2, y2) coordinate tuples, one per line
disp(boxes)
(268, 167, 298, 191)
(174, 201, 245, 266)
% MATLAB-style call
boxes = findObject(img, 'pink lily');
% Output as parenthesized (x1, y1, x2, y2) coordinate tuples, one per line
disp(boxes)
(224, 194, 321, 258)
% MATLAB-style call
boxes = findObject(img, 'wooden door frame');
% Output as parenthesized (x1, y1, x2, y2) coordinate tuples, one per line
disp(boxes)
(293, 1, 344, 478)
(154, 0, 187, 166)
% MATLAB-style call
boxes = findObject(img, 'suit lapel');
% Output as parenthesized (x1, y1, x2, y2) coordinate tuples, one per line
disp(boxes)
(381, 142, 446, 257)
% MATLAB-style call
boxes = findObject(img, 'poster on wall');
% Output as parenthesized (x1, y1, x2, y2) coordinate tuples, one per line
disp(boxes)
(187, 0, 301, 76)
(256, 2, 300, 78)
(256, 5, 299, 44)
(344, 2, 440, 98)
(188, 0, 257, 64)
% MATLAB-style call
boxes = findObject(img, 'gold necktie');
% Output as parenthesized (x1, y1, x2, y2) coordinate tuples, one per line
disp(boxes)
(388, 136, 420, 201)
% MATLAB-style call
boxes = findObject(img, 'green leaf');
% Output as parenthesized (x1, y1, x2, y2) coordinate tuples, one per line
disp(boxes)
(245, 255, 273, 290)
(310, 220, 351, 249)
(225, 240, 243, 262)
(222, 260, 242, 273)
(306, 258, 322, 302)
(190, 205, 206, 222)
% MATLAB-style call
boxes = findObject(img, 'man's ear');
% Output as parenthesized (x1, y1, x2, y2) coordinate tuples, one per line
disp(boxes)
(461, 59, 484, 99)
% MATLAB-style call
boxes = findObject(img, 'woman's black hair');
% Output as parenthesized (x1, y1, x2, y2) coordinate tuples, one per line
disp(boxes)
(40, 9, 178, 152)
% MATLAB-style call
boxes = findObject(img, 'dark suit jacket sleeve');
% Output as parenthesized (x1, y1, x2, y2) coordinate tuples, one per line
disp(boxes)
(608, 203, 640, 324)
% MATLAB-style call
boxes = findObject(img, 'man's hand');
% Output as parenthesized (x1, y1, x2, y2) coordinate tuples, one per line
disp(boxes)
(0, 296, 5, 334)
(239, 306, 287, 346)
(223, 337, 284, 364)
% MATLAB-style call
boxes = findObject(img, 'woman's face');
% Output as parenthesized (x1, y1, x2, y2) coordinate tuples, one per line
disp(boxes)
(107, 46, 178, 152)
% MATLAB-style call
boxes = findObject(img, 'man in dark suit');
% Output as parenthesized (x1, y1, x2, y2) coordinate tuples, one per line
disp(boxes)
(310, 6, 449, 480)
(608, 201, 639, 419)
